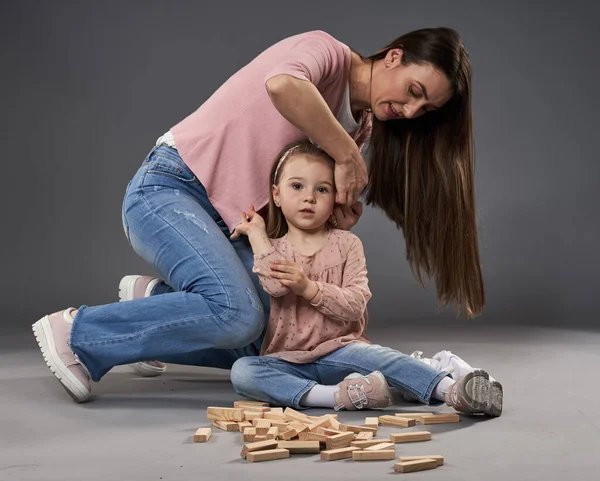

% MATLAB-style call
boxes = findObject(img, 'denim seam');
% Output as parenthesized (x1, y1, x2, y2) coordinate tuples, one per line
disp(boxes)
(138, 183, 231, 313)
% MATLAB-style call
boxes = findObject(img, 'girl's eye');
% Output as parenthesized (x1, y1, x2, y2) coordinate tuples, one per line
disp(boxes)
(317, 187, 329, 194)
(291, 183, 302, 190)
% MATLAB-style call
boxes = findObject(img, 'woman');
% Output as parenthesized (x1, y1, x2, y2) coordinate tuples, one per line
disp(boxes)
(33, 27, 483, 403)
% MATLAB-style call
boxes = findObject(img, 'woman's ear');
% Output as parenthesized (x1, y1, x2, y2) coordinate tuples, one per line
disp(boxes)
(385, 48, 403, 67)
(272, 184, 281, 207)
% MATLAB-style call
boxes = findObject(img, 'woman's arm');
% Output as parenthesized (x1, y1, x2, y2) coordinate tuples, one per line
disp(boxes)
(266, 74, 367, 206)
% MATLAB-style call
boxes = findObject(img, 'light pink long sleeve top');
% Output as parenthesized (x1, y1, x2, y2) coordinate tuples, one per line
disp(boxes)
(253, 229, 372, 363)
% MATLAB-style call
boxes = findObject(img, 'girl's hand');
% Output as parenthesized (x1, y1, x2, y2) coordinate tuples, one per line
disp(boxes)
(328, 201, 363, 230)
(270, 260, 317, 299)
(230, 205, 266, 239)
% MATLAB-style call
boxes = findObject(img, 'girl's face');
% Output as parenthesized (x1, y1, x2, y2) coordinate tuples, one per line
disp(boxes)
(272, 154, 335, 232)
(371, 49, 453, 121)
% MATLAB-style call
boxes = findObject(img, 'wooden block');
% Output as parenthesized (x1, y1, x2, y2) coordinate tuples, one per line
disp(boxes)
(252, 417, 272, 427)
(277, 440, 320, 453)
(279, 427, 300, 441)
(255, 419, 272, 435)
(243, 427, 256, 442)
(320, 446, 360, 461)
(287, 421, 309, 434)
(266, 427, 279, 440)
(364, 442, 395, 451)
(379, 415, 416, 428)
(307, 415, 332, 432)
(193, 428, 211, 443)
(389, 431, 432, 443)
(418, 414, 460, 424)
(305, 432, 328, 443)
(354, 431, 373, 441)
(399, 455, 444, 466)
(244, 411, 263, 422)
(238, 421, 253, 432)
(394, 412, 435, 418)
(283, 407, 312, 423)
(394, 458, 439, 473)
(325, 432, 355, 450)
(352, 450, 396, 461)
(234, 400, 269, 408)
(317, 427, 344, 436)
(263, 412, 287, 422)
(246, 448, 290, 462)
(207, 406, 244, 422)
(212, 420, 238, 431)
(269, 407, 284, 415)
(351, 439, 391, 449)
(240, 439, 279, 457)
(326, 415, 341, 430)
(339, 423, 378, 434)
(254, 435, 267, 441)
(364, 417, 379, 429)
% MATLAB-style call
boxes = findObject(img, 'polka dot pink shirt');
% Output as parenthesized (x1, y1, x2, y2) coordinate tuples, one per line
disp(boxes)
(253, 229, 372, 364)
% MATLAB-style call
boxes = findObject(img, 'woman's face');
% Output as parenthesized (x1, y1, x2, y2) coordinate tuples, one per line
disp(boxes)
(371, 49, 453, 121)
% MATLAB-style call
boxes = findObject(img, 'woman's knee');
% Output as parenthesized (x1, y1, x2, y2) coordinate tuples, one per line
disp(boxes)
(215, 300, 264, 349)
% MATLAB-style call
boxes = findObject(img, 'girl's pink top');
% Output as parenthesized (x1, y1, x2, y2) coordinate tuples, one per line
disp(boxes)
(253, 229, 372, 363)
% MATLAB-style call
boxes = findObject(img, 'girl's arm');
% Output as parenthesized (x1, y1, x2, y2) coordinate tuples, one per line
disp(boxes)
(309, 237, 371, 323)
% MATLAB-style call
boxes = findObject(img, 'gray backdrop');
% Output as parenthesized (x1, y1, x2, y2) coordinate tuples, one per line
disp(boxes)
(2, 0, 598, 338)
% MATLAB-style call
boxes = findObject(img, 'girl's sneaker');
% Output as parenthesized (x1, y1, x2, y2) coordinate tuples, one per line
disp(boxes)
(118, 275, 167, 377)
(333, 370, 393, 411)
(32, 309, 92, 402)
(444, 369, 497, 415)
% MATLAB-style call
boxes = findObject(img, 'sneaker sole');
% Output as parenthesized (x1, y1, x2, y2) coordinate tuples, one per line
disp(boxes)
(32, 316, 90, 403)
(461, 369, 490, 412)
(485, 380, 503, 417)
(118, 276, 167, 377)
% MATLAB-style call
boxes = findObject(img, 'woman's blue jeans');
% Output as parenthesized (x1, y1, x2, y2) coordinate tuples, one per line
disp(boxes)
(230, 342, 448, 409)
(69, 145, 269, 381)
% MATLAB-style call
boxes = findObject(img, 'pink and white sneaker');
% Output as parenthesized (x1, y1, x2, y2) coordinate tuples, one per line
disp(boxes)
(411, 350, 503, 417)
(118, 275, 167, 377)
(333, 371, 393, 411)
(32, 309, 92, 402)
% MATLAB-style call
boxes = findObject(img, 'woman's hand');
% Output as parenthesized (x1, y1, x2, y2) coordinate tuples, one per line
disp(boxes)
(230, 205, 266, 239)
(270, 260, 318, 300)
(334, 155, 368, 206)
(328, 201, 363, 230)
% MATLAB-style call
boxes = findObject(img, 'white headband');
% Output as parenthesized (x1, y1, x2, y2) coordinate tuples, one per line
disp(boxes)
(274, 145, 300, 180)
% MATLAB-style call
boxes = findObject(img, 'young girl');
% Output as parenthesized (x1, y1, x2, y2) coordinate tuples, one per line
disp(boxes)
(229, 140, 502, 416)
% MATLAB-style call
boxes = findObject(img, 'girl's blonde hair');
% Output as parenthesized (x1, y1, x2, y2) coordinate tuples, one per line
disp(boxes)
(267, 139, 334, 238)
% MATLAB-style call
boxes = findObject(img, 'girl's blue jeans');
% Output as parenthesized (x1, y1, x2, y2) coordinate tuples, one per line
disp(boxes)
(230, 342, 448, 409)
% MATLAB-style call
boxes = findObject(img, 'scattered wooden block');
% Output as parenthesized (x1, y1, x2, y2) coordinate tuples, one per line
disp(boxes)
(283, 407, 312, 423)
(317, 427, 344, 436)
(266, 427, 279, 440)
(234, 400, 269, 408)
(394, 458, 439, 473)
(320, 446, 360, 461)
(287, 421, 309, 435)
(252, 417, 272, 427)
(238, 421, 252, 432)
(398, 455, 444, 466)
(279, 426, 301, 441)
(325, 432, 355, 450)
(254, 435, 267, 441)
(277, 440, 320, 453)
(379, 415, 416, 428)
(244, 411, 263, 422)
(351, 439, 391, 449)
(263, 412, 287, 422)
(255, 419, 272, 435)
(305, 432, 328, 443)
(326, 415, 341, 430)
(352, 450, 396, 461)
(364, 416, 379, 429)
(307, 415, 332, 432)
(240, 439, 279, 458)
(394, 412, 435, 419)
(212, 420, 238, 431)
(354, 431, 373, 441)
(339, 423, 378, 434)
(193, 428, 211, 443)
(269, 407, 284, 415)
(246, 448, 290, 462)
(389, 431, 432, 443)
(243, 427, 257, 442)
(418, 414, 460, 424)
(364, 442, 395, 451)
(207, 407, 244, 422)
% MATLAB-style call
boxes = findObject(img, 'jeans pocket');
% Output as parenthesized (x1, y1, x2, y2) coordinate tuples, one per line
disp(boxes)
(146, 148, 197, 183)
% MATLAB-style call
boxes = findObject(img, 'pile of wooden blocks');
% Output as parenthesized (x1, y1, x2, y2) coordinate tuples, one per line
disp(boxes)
(193, 400, 461, 474)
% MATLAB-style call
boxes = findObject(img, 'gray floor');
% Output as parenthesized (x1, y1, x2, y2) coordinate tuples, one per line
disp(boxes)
(1, 324, 599, 481)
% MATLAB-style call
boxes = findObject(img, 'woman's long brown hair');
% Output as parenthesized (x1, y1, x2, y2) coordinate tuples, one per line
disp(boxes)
(362, 27, 485, 318)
